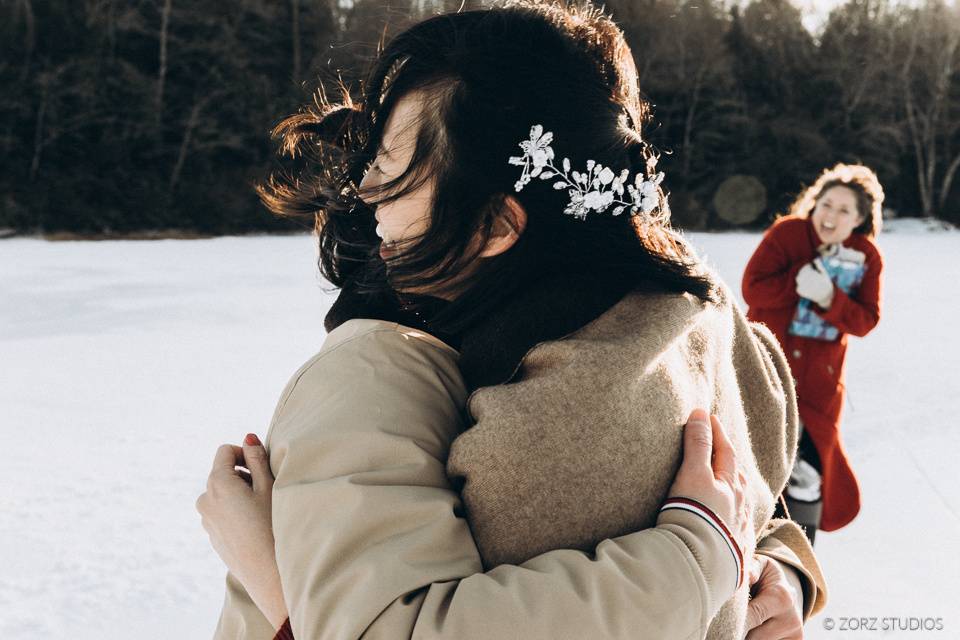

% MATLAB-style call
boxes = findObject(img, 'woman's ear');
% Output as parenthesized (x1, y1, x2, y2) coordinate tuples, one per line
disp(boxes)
(479, 195, 528, 258)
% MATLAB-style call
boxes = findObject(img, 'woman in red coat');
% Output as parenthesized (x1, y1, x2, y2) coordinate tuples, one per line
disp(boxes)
(742, 163, 884, 544)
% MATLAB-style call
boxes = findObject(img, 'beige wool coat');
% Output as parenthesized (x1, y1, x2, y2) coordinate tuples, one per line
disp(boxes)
(214, 287, 826, 640)
(446, 284, 827, 638)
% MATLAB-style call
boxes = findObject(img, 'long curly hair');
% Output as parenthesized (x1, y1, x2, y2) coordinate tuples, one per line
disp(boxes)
(256, 0, 716, 333)
(786, 163, 884, 239)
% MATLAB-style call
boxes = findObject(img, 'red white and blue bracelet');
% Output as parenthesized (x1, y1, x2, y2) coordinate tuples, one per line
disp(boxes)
(659, 496, 745, 592)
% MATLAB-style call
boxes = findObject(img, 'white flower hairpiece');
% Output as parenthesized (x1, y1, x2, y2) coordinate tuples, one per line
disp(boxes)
(508, 124, 665, 221)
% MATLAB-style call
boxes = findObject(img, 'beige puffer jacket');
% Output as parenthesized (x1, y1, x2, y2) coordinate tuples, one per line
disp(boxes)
(214, 294, 825, 639)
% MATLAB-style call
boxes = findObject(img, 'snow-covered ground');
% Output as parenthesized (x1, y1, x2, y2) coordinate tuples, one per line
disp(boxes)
(1, 223, 957, 639)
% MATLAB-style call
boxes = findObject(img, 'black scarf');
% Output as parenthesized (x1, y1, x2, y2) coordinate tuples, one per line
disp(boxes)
(324, 273, 633, 394)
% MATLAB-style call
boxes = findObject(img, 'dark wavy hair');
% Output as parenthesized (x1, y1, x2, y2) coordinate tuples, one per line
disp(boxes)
(257, 0, 716, 333)
(786, 163, 885, 239)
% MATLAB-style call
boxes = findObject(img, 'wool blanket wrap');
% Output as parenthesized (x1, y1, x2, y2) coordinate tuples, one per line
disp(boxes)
(447, 285, 826, 639)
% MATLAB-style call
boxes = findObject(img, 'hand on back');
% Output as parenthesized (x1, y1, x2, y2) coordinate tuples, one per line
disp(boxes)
(667, 409, 752, 563)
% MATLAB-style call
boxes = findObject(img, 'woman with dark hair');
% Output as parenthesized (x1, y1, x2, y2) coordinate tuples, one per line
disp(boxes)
(197, 2, 827, 638)
(742, 163, 885, 545)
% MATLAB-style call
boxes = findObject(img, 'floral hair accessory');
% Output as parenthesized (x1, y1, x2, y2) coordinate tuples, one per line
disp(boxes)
(509, 124, 665, 221)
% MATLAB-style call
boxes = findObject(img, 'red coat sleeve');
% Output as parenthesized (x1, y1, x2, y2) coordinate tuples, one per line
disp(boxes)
(742, 224, 806, 310)
(815, 246, 883, 337)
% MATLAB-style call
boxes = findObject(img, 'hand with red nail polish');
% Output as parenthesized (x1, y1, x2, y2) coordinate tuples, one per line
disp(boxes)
(196, 435, 287, 630)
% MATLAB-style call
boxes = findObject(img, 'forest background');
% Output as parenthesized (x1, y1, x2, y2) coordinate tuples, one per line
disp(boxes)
(2, 0, 958, 235)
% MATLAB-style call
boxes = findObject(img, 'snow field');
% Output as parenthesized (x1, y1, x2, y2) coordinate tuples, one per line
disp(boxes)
(1, 225, 957, 638)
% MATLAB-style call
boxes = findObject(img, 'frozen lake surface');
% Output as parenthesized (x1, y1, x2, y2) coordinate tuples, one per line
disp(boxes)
(1, 223, 957, 639)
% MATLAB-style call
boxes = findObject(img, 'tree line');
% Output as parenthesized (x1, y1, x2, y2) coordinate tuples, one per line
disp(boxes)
(1, 0, 958, 234)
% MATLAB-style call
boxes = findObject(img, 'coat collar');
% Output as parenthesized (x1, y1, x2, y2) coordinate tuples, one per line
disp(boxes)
(324, 281, 460, 349)
(456, 273, 634, 391)
(324, 273, 634, 393)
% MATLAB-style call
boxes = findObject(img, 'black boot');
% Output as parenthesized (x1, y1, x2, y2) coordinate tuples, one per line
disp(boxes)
(780, 426, 823, 546)
(783, 495, 821, 545)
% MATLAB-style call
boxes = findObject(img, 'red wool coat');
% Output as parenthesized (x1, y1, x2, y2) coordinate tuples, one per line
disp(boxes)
(742, 215, 883, 531)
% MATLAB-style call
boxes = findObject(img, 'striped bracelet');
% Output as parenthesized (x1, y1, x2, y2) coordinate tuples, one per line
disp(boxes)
(659, 496, 744, 592)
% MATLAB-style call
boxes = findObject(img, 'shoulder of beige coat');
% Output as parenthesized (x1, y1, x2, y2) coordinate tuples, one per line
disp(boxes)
(262, 318, 461, 446)
(322, 318, 460, 358)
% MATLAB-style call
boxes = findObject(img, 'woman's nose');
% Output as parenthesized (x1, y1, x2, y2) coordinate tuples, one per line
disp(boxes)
(358, 170, 373, 192)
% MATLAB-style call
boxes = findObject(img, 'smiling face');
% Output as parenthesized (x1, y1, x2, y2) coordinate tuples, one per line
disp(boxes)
(810, 185, 865, 245)
(357, 90, 435, 262)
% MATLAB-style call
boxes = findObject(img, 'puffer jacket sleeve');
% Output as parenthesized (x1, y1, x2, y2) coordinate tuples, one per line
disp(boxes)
(755, 518, 829, 621)
(262, 321, 742, 640)
(212, 570, 277, 638)
(728, 295, 828, 620)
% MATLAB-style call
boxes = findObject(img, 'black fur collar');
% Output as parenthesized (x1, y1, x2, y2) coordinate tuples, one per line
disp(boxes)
(324, 274, 632, 393)
(455, 274, 632, 391)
